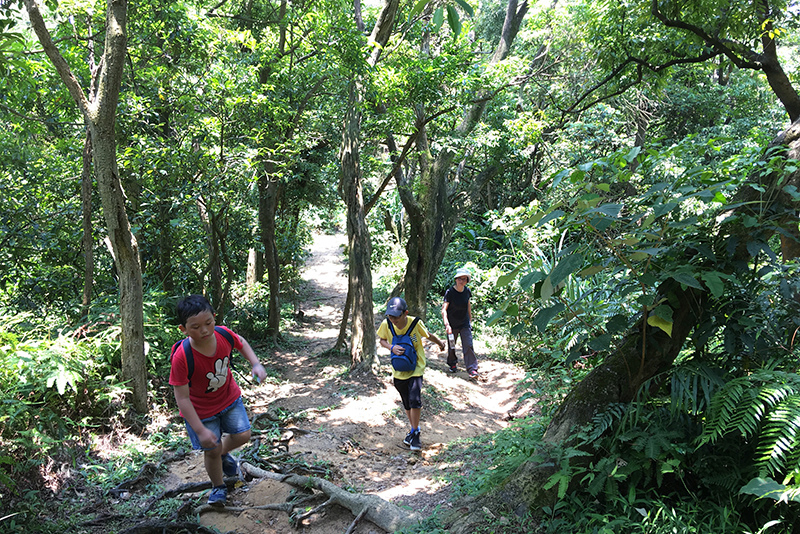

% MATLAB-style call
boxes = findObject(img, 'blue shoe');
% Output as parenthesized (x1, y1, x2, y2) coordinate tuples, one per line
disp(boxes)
(221, 453, 239, 477)
(403, 429, 415, 446)
(208, 485, 227, 506)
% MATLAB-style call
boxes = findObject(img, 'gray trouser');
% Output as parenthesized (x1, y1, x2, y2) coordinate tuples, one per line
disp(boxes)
(447, 325, 477, 372)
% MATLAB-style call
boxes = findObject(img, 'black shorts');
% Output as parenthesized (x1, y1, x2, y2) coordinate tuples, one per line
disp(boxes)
(394, 375, 423, 410)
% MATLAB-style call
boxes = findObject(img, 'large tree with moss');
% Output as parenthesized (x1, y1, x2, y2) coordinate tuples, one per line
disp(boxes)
(445, 0, 800, 529)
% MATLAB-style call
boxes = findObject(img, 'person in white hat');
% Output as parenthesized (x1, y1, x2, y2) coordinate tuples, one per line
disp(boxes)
(442, 267, 479, 378)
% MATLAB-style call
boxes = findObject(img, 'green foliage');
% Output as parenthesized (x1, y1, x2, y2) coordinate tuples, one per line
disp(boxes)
(437, 417, 547, 497)
(489, 138, 799, 368)
(0, 314, 125, 456)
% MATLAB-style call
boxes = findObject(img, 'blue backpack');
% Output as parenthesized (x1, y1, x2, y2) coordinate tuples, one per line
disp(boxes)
(170, 326, 235, 386)
(387, 317, 421, 372)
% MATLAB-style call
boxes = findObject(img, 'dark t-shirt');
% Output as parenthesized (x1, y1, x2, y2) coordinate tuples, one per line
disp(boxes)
(444, 286, 471, 329)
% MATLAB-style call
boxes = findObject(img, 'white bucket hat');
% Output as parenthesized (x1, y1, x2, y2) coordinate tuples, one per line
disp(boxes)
(454, 267, 471, 283)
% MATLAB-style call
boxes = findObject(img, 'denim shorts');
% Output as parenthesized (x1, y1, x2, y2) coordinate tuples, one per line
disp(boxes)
(184, 396, 251, 451)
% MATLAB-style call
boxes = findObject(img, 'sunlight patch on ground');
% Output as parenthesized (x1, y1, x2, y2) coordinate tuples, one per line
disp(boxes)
(316, 392, 398, 426)
(375, 476, 445, 500)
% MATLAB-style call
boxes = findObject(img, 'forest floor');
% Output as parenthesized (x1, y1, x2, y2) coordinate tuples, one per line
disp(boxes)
(159, 232, 538, 534)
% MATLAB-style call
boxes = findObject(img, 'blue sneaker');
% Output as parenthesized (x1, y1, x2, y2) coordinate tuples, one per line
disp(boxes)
(221, 453, 239, 477)
(403, 429, 415, 446)
(208, 485, 227, 506)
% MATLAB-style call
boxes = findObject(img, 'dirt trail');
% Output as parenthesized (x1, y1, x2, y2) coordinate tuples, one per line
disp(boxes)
(163, 232, 529, 533)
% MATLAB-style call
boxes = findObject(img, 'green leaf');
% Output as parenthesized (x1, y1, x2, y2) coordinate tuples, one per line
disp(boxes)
(540, 275, 554, 300)
(701, 271, 724, 298)
(433, 7, 444, 30)
(496, 266, 520, 288)
(409, 0, 429, 19)
(550, 253, 582, 287)
(740, 477, 800, 502)
(486, 309, 505, 326)
(651, 304, 673, 321)
(653, 201, 678, 218)
(519, 211, 544, 228)
(624, 146, 642, 162)
(579, 265, 603, 277)
(453, 0, 474, 17)
(539, 210, 565, 226)
(446, 5, 461, 36)
(647, 314, 673, 337)
(534, 303, 565, 333)
(671, 272, 703, 289)
(586, 203, 622, 217)
(606, 314, 629, 334)
(519, 271, 544, 291)
(588, 334, 612, 351)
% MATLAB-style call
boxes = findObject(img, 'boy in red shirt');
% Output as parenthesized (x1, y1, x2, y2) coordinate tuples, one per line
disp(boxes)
(169, 294, 267, 506)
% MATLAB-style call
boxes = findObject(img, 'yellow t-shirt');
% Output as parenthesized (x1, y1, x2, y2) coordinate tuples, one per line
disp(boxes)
(376, 315, 428, 379)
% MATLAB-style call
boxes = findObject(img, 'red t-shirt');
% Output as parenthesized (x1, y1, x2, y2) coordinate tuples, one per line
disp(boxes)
(169, 326, 244, 419)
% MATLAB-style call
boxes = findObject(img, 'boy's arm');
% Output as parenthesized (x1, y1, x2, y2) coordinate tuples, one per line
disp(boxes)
(378, 334, 401, 354)
(238, 336, 267, 382)
(426, 331, 446, 352)
(173, 385, 218, 449)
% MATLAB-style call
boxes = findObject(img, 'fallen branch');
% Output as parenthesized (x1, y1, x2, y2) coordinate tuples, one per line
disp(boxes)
(345, 508, 368, 534)
(241, 461, 423, 532)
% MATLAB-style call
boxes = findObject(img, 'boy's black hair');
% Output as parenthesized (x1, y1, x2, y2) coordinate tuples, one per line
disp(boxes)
(177, 294, 215, 326)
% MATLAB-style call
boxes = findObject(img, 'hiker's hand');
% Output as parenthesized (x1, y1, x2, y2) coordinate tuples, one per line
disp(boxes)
(438, 341, 445, 351)
(198, 426, 219, 450)
(391, 344, 405, 355)
(252, 363, 267, 383)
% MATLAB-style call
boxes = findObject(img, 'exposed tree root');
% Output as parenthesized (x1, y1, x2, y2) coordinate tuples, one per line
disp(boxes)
(117, 519, 221, 534)
(239, 461, 423, 532)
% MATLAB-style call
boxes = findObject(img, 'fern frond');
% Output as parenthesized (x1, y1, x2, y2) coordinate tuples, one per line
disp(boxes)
(668, 361, 725, 416)
(583, 403, 626, 442)
(754, 395, 800, 475)
(700, 370, 800, 477)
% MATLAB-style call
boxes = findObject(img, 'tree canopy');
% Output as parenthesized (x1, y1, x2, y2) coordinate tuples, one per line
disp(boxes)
(2, 0, 800, 531)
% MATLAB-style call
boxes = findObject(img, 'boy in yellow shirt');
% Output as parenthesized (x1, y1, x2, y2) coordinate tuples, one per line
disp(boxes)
(377, 297, 444, 450)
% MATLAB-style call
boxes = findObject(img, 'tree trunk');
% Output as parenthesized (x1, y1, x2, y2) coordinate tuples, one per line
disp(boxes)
(25, 0, 148, 412)
(401, 0, 529, 318)
(246, 247, 263, 288)
(258, 168, 283, 339)
(338, 0, 399, 368)
(340, 80, 376, 368)
(81, 131, 94, 319)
